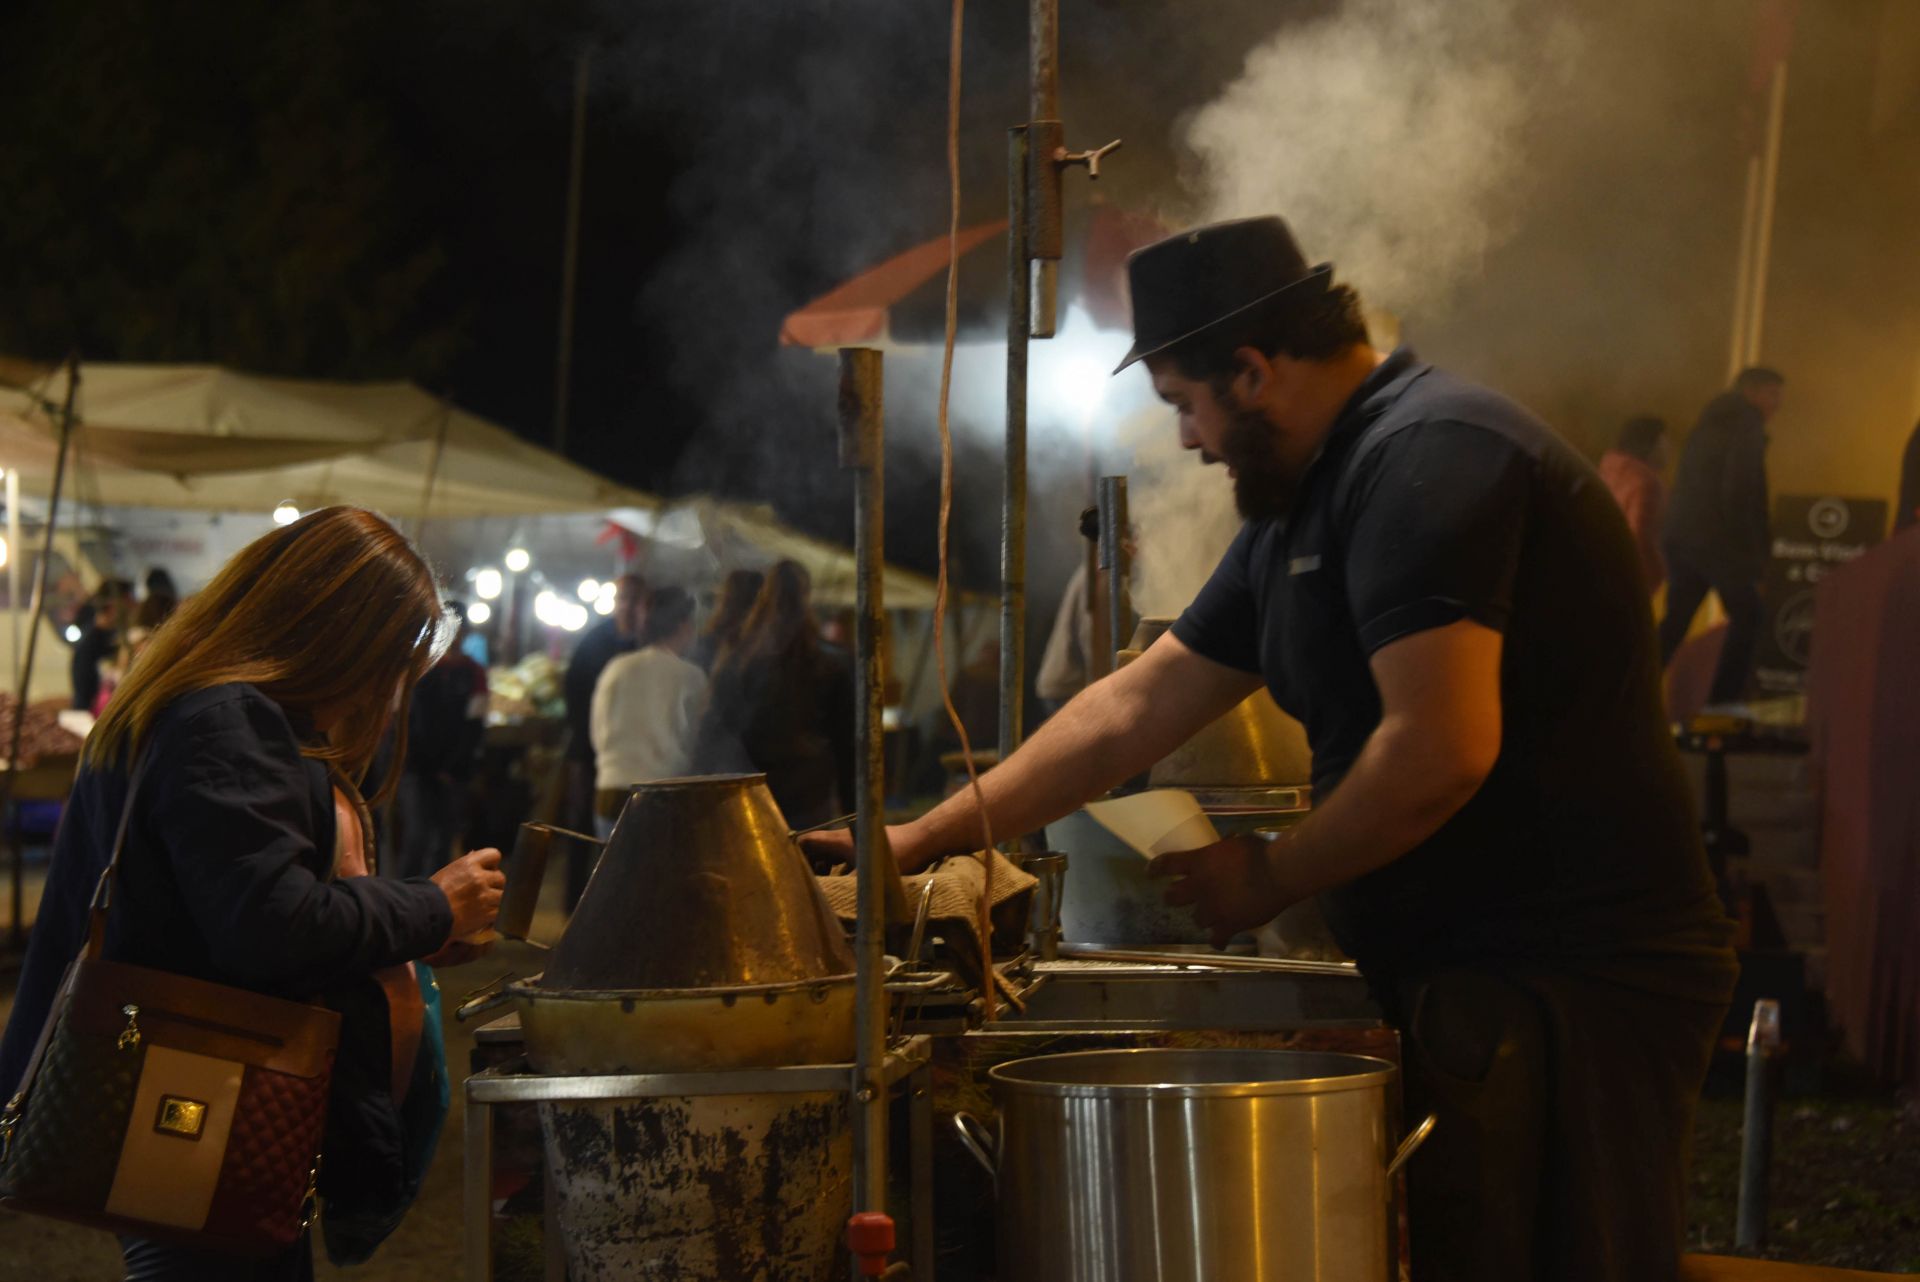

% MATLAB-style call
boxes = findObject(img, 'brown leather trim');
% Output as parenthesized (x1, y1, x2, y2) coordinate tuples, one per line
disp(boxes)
(65, 959, 339, 1079)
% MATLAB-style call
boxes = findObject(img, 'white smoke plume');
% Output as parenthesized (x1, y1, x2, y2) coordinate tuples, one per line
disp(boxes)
(1180, 0, 1580, 314)
(1118, 0, 1585, 620)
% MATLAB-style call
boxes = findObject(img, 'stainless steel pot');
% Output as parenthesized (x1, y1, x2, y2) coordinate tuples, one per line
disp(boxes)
(956, 1048, 1434, 1282)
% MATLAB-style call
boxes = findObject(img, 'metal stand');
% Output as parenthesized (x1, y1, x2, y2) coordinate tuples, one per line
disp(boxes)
(462, 1038, 936, 1282)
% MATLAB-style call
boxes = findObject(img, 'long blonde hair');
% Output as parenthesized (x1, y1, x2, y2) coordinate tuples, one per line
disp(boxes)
(85, 507, 446, 807)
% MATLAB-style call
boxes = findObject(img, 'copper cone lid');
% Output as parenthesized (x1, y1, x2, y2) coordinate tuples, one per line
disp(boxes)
(541, 774, 856, 990)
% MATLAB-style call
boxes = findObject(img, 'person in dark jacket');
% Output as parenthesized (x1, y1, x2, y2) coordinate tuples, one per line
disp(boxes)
(687, 567, 764, 672)
(1658, 367, 1784, 708)
(390, 604, 490, 881)
(69, 578, 135, 711)
(0, 507, 505, 1281)
(694, 560, 854, 829)
(559, 573, 644, 906)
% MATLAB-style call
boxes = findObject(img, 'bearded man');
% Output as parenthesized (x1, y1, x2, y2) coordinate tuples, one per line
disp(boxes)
(808, 216, 1736, 1279)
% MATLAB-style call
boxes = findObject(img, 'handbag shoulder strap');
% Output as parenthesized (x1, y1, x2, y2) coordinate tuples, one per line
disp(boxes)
(3, 747, 153, 1122)
(83, 744, 158, 961)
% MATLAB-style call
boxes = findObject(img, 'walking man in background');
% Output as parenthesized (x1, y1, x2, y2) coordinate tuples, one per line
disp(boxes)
(1598, 415, 1670, 592)
(1658, 367, 1784, 710)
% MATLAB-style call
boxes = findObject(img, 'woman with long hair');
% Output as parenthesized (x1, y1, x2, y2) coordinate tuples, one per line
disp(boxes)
(687, 567, 764, 672)
(693, 560, 854, 828)
(0, 507, 504, 1281)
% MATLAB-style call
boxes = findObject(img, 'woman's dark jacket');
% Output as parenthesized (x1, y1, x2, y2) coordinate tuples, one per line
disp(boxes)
(0, 684, 451, 1200)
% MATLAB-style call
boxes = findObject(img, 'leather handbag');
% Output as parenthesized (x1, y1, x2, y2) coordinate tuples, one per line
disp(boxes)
(0, 755, 341, 1256)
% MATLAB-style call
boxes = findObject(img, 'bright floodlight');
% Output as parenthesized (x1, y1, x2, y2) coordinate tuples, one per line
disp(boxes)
(1053, 355, 1112, 421)
(593, 584, 615, 616)
(65, 625, 82, 643)
(272, 502, 300, 526)
(577, 577, 601, 602)
(505, 547, 532, 573)
(474, 568, 504, 601)
(533, 590, 560, 627)
(561, 603, 588, 632)
(467, 601, 492, 626)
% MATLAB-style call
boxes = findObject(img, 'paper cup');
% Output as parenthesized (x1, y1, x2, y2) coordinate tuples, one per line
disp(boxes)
(1084, 790, 1221, 858)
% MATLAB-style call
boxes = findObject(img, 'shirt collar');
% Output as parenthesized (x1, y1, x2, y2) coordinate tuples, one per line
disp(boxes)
(1327, 345, 1427, 445)
(1292, 346, 1427, 484)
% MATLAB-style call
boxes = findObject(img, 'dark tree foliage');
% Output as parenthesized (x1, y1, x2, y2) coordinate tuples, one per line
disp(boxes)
(0, 0, 455, 378)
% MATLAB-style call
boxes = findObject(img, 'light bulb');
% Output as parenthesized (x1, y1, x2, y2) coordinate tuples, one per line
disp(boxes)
(474, 568, 503, 601)
(467, 601, 492, 626)
(577, 577, 601, 602)
(504, 547, 531, 573)
(272, 502, 300, 526)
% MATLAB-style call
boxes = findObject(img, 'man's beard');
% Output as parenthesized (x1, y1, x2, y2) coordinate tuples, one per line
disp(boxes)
(1221, 406, 1303, 522)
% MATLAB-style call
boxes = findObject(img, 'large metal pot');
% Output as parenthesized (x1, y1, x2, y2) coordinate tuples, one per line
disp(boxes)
(1122, 618, 1311, 789)
(957, 1048, 1433, 1282)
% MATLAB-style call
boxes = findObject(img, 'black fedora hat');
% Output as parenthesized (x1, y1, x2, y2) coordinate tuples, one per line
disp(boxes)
(1113, 216, 1332, 373)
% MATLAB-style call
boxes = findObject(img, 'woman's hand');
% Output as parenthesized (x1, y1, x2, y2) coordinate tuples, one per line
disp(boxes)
(1147, 832, 1296, 948)
(431, 847, 505, 942)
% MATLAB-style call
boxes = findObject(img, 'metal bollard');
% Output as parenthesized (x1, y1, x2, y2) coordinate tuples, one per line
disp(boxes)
(1735, 998, 1782, 1249)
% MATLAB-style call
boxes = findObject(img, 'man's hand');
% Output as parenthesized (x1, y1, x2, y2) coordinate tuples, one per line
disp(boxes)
(1147, 832, 1296, 948)
(420, 938, 492, 968)
(796, 828, 855, 872)
(431, 847, 505, 943)
(799, 824, 940, 874)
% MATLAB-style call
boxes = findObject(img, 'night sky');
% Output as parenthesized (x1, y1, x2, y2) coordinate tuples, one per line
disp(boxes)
(3, 1, 1912, 592)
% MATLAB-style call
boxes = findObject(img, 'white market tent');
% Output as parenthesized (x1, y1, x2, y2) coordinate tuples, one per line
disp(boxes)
(0, 359, 653, 519)
(0, 358, 954, 609)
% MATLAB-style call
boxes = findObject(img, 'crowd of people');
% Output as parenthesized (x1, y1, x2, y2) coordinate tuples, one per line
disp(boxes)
(562, 558, 857, 878)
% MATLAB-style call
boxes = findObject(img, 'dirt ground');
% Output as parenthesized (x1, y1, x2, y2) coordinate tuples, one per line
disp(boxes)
(1689, 1068, 1920, 1273)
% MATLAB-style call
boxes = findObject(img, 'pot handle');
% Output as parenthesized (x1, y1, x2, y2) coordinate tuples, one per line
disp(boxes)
(1385, 1114, 1438, 1182)
(951, 1111, 999, 1184)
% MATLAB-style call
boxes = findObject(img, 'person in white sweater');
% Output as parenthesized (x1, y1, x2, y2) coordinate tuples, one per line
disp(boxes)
(588, 586, 706, 836)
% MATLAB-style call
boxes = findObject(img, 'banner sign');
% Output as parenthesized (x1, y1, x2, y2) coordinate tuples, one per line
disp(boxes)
(1753, 494, 1886, 694)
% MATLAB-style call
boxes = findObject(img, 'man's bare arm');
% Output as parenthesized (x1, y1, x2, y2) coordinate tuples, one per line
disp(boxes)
(1154, 618, 1503, 940)
(889, 634, 1262, 871)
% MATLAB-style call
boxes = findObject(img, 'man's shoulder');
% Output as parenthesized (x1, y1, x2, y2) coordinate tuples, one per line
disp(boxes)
(1350, 370, 1556, 479)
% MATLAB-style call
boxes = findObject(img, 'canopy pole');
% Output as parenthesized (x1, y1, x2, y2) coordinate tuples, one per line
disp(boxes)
(6, 468, 21, 694)
(414, 397, 453, 538)
(838, 346, 902, 1229)
(4, 354, 80, 952)
(999, 125, 1031, 763)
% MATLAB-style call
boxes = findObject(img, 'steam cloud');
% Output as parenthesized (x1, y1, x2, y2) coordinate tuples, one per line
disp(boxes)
(1182, 0, 1579, 313)
(1119, 0, 1586, 617)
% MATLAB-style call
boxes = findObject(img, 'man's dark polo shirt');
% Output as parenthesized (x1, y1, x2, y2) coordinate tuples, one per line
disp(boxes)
(1173, 349, 1734, 999)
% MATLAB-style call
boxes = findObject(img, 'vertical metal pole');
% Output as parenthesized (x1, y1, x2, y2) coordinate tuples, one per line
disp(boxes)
(839, 347, 891, 1228)
(1725, 155, 1761, 383)
(1084, 534, 1108, 682)
(1098, 476, 1131, 667)
(1746, 60, 1788, 365)
(1028, 0, 1061, 338)
(5, 468, 19, 694)
(909, 1062, 935, 1282)
(552, 46, 591, 454)
(5, 357, 79, 952)
(1000, 129, 1031, 760)
(462, 1090, 494, 1282)
(1736, 998, 1782, 1248)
